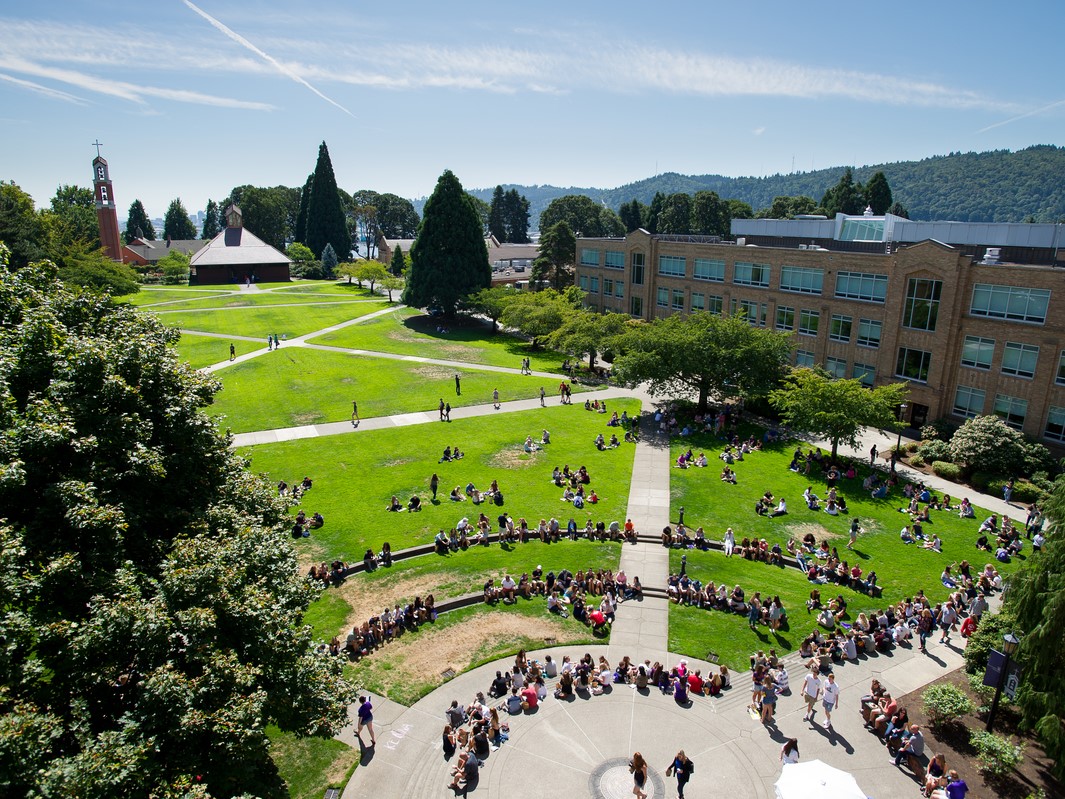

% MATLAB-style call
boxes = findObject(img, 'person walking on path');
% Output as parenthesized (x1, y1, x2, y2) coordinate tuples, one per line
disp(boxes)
(821, 672, 840, 730)
(539, 386, 546, 407)
(493, 388, 500, 409)
(1003, 478, 1014, 504)
(665, 750, 693, 798)
(430, 473, 439, 501)
(351, 400, 359, 426)
(869, 444, 877, 465)
(847, 517, 860, 549)
(356, 695, 376, 745)
(802, 668, 822, 722)
(229, 342, 236, 361)
(444, 402, 451, 422)
(780, 738, 799, 765)
(267, 334, 273, 351)
(629, 751, 648, 799)
(455, 374, 461, 395)
(439, 398, 445, 421)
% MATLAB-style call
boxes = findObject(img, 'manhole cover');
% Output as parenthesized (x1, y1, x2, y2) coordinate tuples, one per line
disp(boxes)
(589, 757, 665, 798)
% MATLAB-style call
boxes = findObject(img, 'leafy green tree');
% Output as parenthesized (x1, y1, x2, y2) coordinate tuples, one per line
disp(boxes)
(618, 198, 646, 232)
(403, 170, 491, 316)
(352, 195, 380, 259)
(220, 185, 299, 252)
(285, 242, 318, 278)
(769, 368, 909, 460)
(757, 195, 818, 219)
(0, 180, 46, 268)
(305, 141, 350, 259)
(355, 261, 388, 293)
(382, 274, 404, 302)
(201, 198, 222, 239)
(657, 193, 693, 234)
(123, 199, 156, 244)
(162, 198, 197, 240)
(464, 285, 518, 332)
(612, 312, 793, 412)
(691, 190, 730, 236)
(374, 193, 420, 239)
(157, 250, 190, 284)
(864, 171, 893, 215)
(503, 188, 531, 243)
(335, 261, 359, 285)
(821, 167, 864, 216)
(948, 415, 1028, 476)
(0, 256, 353, 797)
(539, 194, 623, 237)
(48, 185, 99, 250)
(56, 244, 141, 295)
(533, 220, 577, 290)
(320, 243, 338, 279)
(887, 201, 910, 219)
(488, 185, 507, 241)
(389, 244, 407, 276)
(727, 199, 754, 221)
(548, 310, 630, 369)
(500, 287, 582, 348)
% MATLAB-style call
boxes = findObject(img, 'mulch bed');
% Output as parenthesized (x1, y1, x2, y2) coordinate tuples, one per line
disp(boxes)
(885, 669, 1060, 799)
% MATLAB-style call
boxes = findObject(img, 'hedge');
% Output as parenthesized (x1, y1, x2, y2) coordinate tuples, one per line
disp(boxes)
(932, 461, 962, 480)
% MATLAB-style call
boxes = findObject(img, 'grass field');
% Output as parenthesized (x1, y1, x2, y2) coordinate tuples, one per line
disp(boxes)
(240, 401, 641, 556)
(310, 306, 574, 372)
(120, 288, 229, 306)
(141, 293, 367, 311)
(266, 726, 358, 799)
(211, 348, 597, 432)
(174, 333, 257, 369)
(148, 300, 391, 338)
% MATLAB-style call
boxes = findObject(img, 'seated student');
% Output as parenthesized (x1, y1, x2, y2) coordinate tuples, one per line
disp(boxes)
(958, 498, 975, 518)
(407, 495, 422, 512)
(386, 495, 402, 512)
(588, 489, 600, 504)
(824, 499, 840, 516)
(770, 498, 787, 517)
(434, 530, 449, 554)
(451, 446, 463, 460)
(871, 482, 889, 499)
(449, 486, 464, 501)
(440, 446, 452, 462)
(584, 399, 593, 411)
(607, 411, 619, 427)
(523, 436, 537, 453)
(837, 495, 849, 513)
(362, 548, 378, 571)
(541, 429, 551, 445)
(380, 542, 393, 567)
(595, 433, 606, 451)
(923, 534, 942, 552)
(609, 433, 620, 448)
(900, 526, 916, 544)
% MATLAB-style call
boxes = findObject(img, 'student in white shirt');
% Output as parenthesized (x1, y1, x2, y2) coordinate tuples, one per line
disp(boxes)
(801, 669, 822, 721)
(821, 673, 840, 730)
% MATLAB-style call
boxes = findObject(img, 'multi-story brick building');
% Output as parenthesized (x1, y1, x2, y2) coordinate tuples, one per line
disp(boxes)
(574, 213, 1065, 448)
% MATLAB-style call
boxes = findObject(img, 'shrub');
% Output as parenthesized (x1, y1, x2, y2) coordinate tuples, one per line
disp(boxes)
(905, 441, 921, 454)
(917, 439, 952, 463)
(970, 730, 1024, 776)
(967, 672, 996, 712)
(920, 423, 942, 441)
(922, 684, 975, 728)
(932, 461, 962, 480)
(1021, 440, 1056, 477)
(909, 454, 926, 468)
(970, 471, 995, 491)
(949, 415, 1027, 477)
(964, 609, 1018, 676)
(988, 478, 1046, 504)
(921, 418, 957, 441)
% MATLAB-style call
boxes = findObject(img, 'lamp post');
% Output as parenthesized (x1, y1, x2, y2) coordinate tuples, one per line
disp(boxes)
(891, 403, 908, 475)
(986, 632, 1020, 732)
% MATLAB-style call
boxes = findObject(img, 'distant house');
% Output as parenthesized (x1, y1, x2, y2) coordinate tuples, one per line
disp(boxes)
(122, 237, 207, 268)
(188, 204, 291, 284)
(378, 233, 539, 272)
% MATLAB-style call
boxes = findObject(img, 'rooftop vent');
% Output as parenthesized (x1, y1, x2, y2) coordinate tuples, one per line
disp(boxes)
(981, 247, 1001, 265)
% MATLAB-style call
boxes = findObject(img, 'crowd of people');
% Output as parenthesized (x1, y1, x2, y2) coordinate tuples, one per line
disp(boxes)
(325, 593, 438, 659)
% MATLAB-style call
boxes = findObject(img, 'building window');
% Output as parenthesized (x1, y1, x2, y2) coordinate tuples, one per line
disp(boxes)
(707, 295, 723, 315)
(835, 271, 888, 303)
(798, 309, 820, 336)
(658, 255, 686, 277)
(1045, 406, 1065, 443)
(856, 318, 882, 348)
(603, 279, 613, 296)
(953, 386, 986, 419)
(672, 289, 685, 310)
(1058, 351, 1065, 385)
(614, 282, 624, 299)
(656, 287, 668, 307)
(630, 296, 643, 317)
(1001, 342, 1039, 378)
(829, 314, 852, 343)
(732, 299, 765, 326)
(631, 252, 645, 285)
(970, 284, 1050, 324)
(994, 394, 1028, 430)
(734, 262, 770, 287)
(691, 292, 704, 311)
(795, 350, 815, 368)
(579, 275, 589, 291)
(589, 277, 599, 293)
(902, 278, 942, 331)
(579, 248, 600, 267)
(780, 265, 824, 295)
(825, 357, 847, 379)
(961, 336, 994, 370)
(693, 258, 725, 282)
(776, 305, 795, 331)
(605, 250, 624, 269)
(852, 362, 876, 387)
(896, 348, 932, 383)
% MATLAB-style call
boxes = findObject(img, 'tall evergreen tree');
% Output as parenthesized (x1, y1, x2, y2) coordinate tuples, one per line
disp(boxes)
(821, 167, 864, 216)
(887, 201, 910, 219)
(691, 190, 730, 236)
(533, 220, 577, 290)
(403, 170, 490, 316)
(201, 199, 221, 239)
(321, 242, 338, 279)
(162, 198, 197, 240)
(864, 171, 893, 215)
(618, 198, 646, 233)
(304, 142, 349, 259)
(488, 185, 507, 242)
(646, 192, 666, 233)
(503, 188, 531, 243)
(123, 199, 155, 244)
(294, 173, 313, 244)
(389, 244, 406, 276)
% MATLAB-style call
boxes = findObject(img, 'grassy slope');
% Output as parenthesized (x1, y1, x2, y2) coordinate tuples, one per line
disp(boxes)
(148, 301, 390, 338)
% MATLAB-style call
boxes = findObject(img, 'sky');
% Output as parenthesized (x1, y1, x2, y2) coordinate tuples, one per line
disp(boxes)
(1, 0, 1063, 220)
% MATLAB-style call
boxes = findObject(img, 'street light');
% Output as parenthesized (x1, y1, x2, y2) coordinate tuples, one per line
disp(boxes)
(986, 631, 1021, 732)
(891, 403, 908, 475)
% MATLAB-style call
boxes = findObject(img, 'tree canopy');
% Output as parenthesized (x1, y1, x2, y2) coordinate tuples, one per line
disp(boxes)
(538, 194, 624, 238)
(0, 253, 353, 796)
(488, 185, 507, 242)
(221, 185, 301, 252)
(612, 312, 793, 411)
(304, 142, 350, 259)
(47, 185, 99, 250)
(403, 170, 490, 316)
(769, 368, 909, 459)
(548, 309, 631, 369)
(162, 198, 197, 241)
(0, 181, 46, 268)
(464, 285, 517, 333)
(500, 287, 583, 347)
(123, 199, 155, 244)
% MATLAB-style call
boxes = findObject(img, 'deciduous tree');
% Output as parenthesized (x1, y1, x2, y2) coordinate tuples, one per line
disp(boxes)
(548, 310, 630, 369)
(0, 181, 46, 268)
(657, 193, 693, 234)
(403, 170, 491, 316)
(354, 261, 388, 293)
(500, 287, 582, 348)
(381, 274, 404, 303)
(374, 193, 420, 239)
(769, 367, 909, 460)
(162, 198, 197, 240)
(691, 190, 730, 236)
(157, 250, 190, 284)
(48, 185, 99, 250)
(123, 199, 155, 244)
(464, 285, 519, 333)
(539, 195, 623, 238)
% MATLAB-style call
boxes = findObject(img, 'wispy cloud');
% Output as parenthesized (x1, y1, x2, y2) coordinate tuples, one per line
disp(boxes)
(181, 0, 355, 117)
(752, 127, 766, 136)
(0, 71, 85, 104)
(977, 98, 1065, 133)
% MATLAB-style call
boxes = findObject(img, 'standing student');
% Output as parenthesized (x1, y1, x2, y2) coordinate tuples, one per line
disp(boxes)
(229, 342, 236, 360)
(351, 400, 359, 425)
(439, 398, 446, 421)
(665, 750, 693, 799)
(848, 517, 860, 549)
(493, 388, 500, 409)
(821, 672, 840, 730)
(444, 402, 451, 422)
(869, 444, 878, 464)
(540, 386, 546, 407)
(455, 373, 461, 395)
(802, 668, 822, 721)
(629, 751, 648, 799)
(356, 695, 376, 745)
(430, 473, 439, 500)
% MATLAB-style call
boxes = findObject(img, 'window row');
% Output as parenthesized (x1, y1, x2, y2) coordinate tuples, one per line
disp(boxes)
(792, 351, 876, 387)
(961, 335, 1046, 379)
(580, 249, 626, 268)
(970, 284, 1050, 325)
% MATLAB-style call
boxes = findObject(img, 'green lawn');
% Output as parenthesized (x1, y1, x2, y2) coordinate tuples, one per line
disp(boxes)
(174, 333, 257, 369)
(140, 293, 368, 311)
(269, 281, 380, 296)
(211, 347, 595, 432)
(148, 301, 390, 338)
(267, 727, 358, 799)
(119, 288, 229, 306)
(309, 306, 574, 372)
(240, 401, 641, 556)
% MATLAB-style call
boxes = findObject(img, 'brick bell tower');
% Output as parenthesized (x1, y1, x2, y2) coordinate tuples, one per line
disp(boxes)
(91, 140, 124, 262)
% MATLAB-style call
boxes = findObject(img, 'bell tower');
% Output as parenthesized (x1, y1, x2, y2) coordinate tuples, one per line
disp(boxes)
(92, 141, 124, 262)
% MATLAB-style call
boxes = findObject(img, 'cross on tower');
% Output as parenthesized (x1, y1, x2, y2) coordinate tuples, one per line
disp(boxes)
(92, 139, 103, 157)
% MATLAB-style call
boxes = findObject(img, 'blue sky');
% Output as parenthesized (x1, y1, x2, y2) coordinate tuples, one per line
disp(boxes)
(2, 0, 1063, 220)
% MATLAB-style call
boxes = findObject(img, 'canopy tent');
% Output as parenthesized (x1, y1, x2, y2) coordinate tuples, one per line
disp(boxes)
(775, 760, 867, 799)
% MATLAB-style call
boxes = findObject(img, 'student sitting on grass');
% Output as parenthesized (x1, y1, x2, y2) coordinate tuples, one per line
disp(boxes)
(386, 495, 402, 512)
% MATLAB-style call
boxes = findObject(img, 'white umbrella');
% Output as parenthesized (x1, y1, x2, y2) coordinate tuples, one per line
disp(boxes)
(774, 759, 867, 799)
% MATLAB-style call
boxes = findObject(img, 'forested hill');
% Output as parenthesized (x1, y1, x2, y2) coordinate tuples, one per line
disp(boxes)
(461, 145, 1065, 228)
